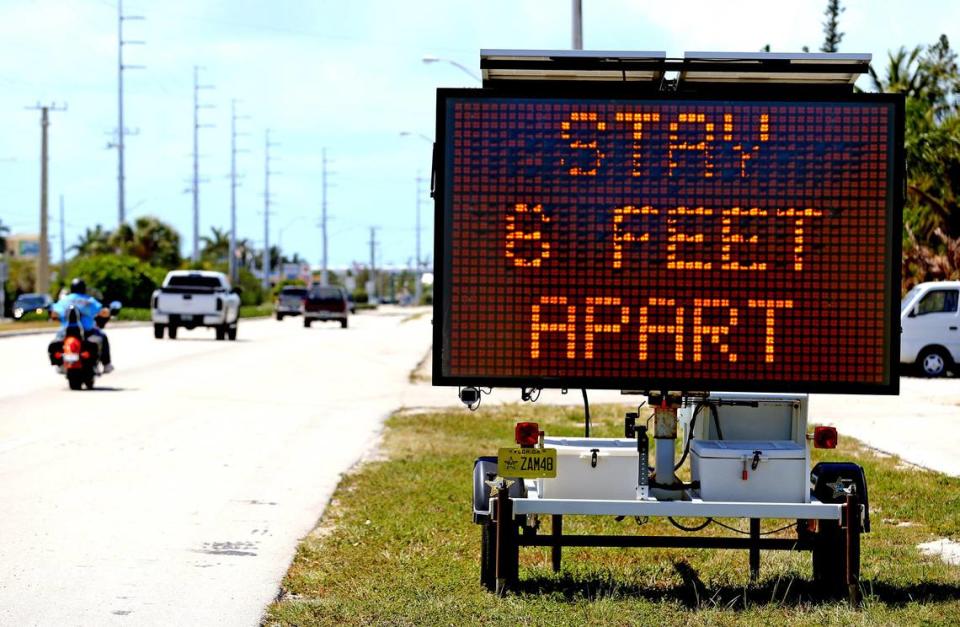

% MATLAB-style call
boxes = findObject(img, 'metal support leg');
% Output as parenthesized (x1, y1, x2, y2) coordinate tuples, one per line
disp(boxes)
(495, 486, 517, 593)
(749, 518, 760, 581)
(551, 515, 562, 572)
(845, 494, 861, 606)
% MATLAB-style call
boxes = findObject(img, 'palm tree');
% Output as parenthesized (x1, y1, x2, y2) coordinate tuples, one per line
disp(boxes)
(200, 226, 230, 265)
(72, 225, 113, 257)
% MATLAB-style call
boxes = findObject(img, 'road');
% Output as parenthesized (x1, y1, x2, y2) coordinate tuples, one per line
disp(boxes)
(0, 309, 433, 626)
(2, 309, 959, 625)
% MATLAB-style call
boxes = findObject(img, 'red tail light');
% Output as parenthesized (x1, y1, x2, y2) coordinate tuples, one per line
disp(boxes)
(813, 426, 838, 449)
(515, 422, 541, 448)
(63, 337, 81, 354)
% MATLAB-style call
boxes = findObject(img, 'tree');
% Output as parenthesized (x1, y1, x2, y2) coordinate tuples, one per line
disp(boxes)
(871, 36, 960, 290)
(72, 225, 112, 257)
(820, 0, 844, 53)
(200, 226, 230, 265)
(109, 216, 181, 269)
(0, 217, 9, 254)
(66, 255, 166, 308)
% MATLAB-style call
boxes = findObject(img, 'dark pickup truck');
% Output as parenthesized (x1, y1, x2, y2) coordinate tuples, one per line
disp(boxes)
(303, 286, 349, 329)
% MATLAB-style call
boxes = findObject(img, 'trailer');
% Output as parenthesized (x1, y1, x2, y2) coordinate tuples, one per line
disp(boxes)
(431, 50, 903, 603)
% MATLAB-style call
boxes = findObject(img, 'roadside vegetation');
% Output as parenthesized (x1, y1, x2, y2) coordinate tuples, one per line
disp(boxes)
(265, 404, 960, 626)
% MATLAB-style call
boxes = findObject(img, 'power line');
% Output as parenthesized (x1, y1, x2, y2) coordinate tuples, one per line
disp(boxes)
(191, 65, 215, 263)
(229, 98, 251, 284)
(321, 148, 328, 286)
(113, 0, 145, 227)
(262, 129, 279, 291)
(25, 102, 67, 296)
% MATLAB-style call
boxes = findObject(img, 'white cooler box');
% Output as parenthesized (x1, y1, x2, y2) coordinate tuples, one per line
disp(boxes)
(539, 437, 639, 500)
(691, 440, 809, 503)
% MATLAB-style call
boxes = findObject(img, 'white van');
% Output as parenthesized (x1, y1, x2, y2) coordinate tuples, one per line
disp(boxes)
(900, 280, 960, 376)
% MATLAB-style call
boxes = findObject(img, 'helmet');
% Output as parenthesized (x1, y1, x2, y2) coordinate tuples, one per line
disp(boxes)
(70, 278, 87, 294)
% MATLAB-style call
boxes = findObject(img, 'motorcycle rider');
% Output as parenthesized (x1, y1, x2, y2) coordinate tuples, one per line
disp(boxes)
(49, 278, 114, 374)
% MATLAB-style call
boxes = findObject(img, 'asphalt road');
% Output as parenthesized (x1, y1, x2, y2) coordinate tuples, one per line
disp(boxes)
(2, 309, 958, 625)
(0, 309, 433, 626)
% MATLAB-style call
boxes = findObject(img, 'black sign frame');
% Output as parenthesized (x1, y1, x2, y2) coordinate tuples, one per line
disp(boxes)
(432, 86, 904, 395)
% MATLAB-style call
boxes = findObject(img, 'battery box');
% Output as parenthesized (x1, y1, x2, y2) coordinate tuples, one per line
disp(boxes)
(691, 440, 809, 503)
(539, 437, 639, 500)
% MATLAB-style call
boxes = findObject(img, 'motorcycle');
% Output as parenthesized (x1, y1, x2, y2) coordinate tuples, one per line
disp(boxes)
(49, 301, 122, 390)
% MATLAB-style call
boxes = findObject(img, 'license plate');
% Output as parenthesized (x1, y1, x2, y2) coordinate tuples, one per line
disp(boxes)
(498, 447, 557, 479)
(63, 353, 80, 363)
(181, 315, 193, 321)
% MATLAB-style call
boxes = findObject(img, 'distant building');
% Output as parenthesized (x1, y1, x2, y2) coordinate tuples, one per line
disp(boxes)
(6, 234, 41, 259)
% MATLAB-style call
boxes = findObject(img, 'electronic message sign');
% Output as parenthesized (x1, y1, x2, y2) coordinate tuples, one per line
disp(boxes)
(433, 90, 903, 394)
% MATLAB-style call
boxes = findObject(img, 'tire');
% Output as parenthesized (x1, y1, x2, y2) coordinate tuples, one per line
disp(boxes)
(340, 318, 348, 329)
(812, 519, 860, 598)
(168, 326, 178, 340)
(215, 326, 226, 341)
(84, 376, 95, 390)
(276, 313, 283, 321)
(918, 347, 950, 377)
(480, 522, 496, 591)
(304, 318, 312, 328)
(227, 326, 237, 341)
(154, 324, 164, 339)
(67, 372, 83, 390)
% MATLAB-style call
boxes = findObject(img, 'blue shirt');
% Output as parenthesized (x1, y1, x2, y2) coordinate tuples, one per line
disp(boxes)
(52, 293, 104, 331)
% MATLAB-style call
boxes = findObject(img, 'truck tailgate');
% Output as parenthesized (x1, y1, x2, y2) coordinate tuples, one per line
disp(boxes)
(157, 291, 221, 314)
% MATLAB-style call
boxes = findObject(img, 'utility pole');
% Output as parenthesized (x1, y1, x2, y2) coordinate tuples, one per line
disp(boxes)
(115, 0, 144, 227)
(369, 226, 379, 303)
(228, 99, 250, 284)
(414, 172, 425, 305)
(59, 194, 66, 280)
(321, 148, 328, 286)
(572, 0, 583, 50)
(27, 103, 66, 296)
(192, 66, 215, 263)
(262, 130, 278, 291)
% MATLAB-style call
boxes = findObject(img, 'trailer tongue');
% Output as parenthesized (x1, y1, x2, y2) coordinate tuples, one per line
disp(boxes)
(432, 51, 903, 603)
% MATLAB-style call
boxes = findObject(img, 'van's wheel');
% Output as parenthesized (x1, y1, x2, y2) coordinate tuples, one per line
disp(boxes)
(227, 326, 237, 341)
(812, 519, 860, 597)
(304, 319, 312, 328)
(154, 324, 164, 339)
(67, 372, 84, 390)
(480, 521, 496, 591)
(168, 326, 178, 339)
(340, 318, 348, 329)
(215, 326, 226, 341)
(276, 313, 283, 321)
(918, 347, 950, 377)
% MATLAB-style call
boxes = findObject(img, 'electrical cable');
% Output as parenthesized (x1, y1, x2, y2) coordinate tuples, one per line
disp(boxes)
(711, 520, 798, 536)
(582, 388, 591, 437)
(709, 401, 724, 440)
(668, 516, 713, 532)
(674, 403, 704, 471)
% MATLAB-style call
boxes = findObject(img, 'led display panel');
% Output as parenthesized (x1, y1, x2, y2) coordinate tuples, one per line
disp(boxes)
(434, 90, 902, 394)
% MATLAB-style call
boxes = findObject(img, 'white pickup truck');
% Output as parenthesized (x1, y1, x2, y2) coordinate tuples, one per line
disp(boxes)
(151, 270, 241, 340)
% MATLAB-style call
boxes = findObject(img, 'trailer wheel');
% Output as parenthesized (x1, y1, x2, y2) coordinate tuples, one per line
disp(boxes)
(480, 521, 496, 591)
(812, 518, 860, 597)
(153, 324, 164, 339)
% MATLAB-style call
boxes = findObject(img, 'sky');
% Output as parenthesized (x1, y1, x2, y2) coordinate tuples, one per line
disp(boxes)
(0, 0, 957, 271)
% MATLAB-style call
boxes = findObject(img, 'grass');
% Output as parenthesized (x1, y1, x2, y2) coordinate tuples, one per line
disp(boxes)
(265, 403, 960, 626)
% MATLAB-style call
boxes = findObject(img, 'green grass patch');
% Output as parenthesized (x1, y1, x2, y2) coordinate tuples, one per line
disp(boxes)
(115, 307, 152, 321)
(114, 304, 273, 321)
(265, 403, 960, 626)
(240, 304, 274, 318)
